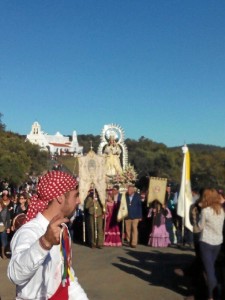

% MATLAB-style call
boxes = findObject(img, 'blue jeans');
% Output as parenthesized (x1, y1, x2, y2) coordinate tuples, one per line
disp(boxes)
(0, 230, 8, 247)
(199, 241, 221, 298)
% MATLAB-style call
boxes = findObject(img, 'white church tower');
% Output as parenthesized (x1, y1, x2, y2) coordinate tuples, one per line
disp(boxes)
(26, 121, 49, 150)
(71, 130, 83, 154)
(26, 122, 83, 155)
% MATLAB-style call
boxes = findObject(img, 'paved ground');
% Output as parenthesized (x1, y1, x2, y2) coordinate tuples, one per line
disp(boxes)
(0, 243, 194, 300)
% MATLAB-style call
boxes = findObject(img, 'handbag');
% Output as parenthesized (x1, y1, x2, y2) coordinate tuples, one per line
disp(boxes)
(12, 213, 26, 231)
(0, 222, 5, 232)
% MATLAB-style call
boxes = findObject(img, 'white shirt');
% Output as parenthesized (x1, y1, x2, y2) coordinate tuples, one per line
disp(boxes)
(129, 195, 133, 204)
(198, 207, 225, 245)
(7, 213, 88, 300)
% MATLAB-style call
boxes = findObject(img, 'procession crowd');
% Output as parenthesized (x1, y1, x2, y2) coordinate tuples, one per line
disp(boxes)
(0, 174, 225, 300)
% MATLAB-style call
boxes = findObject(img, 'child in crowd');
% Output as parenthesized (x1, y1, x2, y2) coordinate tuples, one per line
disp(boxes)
(147, 199, 171, 247)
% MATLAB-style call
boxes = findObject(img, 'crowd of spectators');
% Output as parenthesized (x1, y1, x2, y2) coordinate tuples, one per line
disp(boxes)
(0, 178, 38, 259)
(1, 175, 225, 300)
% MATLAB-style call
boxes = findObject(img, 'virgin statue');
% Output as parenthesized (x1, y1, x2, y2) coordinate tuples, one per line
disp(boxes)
(104, 137, 123, 177)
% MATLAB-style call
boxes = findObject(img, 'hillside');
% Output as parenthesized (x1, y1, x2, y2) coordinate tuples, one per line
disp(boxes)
(1, 109, 224, 190)
(61, 134, 225, 190)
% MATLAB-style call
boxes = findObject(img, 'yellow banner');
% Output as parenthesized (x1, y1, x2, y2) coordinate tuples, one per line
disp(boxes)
(147, 177, 167, 206)
(78, 150, 106, 207)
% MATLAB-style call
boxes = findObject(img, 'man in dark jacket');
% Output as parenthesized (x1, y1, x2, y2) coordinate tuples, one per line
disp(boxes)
(112, 185, 122, 204)
(125, 185, 142, 248)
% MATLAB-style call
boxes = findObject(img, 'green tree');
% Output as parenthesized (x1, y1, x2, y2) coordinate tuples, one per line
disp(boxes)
(0, 115, 48, 186)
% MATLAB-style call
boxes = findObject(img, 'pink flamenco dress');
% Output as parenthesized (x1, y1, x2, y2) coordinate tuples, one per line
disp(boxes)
(104, 201, 122, 247)
(148, 208, 171, 247)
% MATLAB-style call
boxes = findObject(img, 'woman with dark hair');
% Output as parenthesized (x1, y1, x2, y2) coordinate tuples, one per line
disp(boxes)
(198, 188, 225, 300)
(104, 192, 122, 247)
(0, 200, 11, 259)
(11, 193, 29, 232)
(147, 199, 171, 247)
(15, 193, 29, 215)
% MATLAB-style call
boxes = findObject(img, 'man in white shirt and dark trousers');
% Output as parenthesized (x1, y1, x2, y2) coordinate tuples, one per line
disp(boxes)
(8, 170, 88, 300)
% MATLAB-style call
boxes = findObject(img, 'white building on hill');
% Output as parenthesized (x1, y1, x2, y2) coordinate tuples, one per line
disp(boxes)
(26, 122, 83, 156)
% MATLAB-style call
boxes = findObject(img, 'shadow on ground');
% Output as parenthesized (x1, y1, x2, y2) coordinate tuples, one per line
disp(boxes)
(113, 247, 197, 298)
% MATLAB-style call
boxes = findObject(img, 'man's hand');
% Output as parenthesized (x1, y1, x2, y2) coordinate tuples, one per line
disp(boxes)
(43, 214, 69, 246)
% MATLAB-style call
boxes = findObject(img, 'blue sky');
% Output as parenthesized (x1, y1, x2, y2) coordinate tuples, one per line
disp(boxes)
(1, 0, 225, 147)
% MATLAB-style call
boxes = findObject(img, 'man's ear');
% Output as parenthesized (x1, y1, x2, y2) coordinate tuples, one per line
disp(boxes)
(57, 195, 65, 204)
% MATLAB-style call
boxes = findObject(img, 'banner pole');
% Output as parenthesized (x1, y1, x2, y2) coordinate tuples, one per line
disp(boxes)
(82, 211, 86, 243)
(122, 218, 125, 245)
(182, 217, 185, 246)
(103, 204, 107, 243)
(93, 186, 98, 243)
(182, 160, 186, 246)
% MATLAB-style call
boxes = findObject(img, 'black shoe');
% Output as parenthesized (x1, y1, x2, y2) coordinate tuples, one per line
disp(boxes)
(97, 245, 103, 249)
(123, 241, 130, 246)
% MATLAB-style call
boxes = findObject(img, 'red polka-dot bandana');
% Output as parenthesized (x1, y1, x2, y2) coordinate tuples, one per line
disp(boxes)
(26, 171, 77, 222)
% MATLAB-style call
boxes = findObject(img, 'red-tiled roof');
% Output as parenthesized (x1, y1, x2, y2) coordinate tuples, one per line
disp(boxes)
(49, 142, 71, 147)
